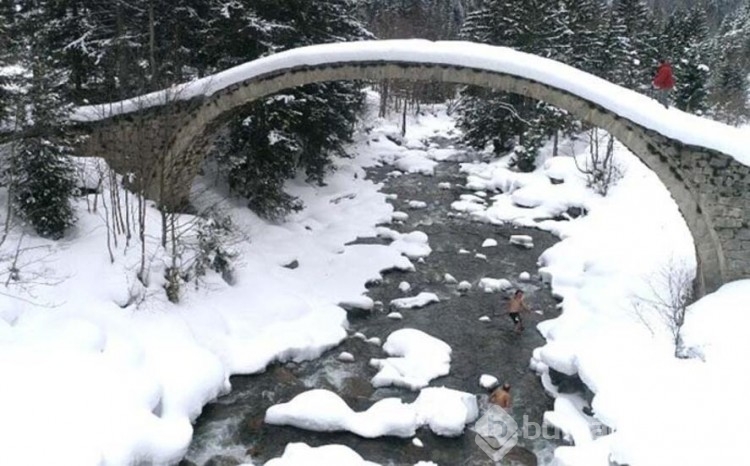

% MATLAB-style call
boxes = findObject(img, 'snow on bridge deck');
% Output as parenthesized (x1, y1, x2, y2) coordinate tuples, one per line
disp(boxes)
(71, 39, 750, 167)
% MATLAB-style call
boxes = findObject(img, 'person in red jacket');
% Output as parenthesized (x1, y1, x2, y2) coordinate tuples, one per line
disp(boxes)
(652, 59, 675, 108)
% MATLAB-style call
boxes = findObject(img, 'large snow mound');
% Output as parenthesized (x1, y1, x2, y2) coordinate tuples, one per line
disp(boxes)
(370, 328, 451, 390)
(265, 387, 477, 438)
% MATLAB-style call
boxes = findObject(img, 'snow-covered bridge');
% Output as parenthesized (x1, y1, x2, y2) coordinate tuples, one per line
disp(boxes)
(71, 40, 750, 296)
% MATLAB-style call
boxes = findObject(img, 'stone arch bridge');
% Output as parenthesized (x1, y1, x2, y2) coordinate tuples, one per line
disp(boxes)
(71, 40, 750, 296)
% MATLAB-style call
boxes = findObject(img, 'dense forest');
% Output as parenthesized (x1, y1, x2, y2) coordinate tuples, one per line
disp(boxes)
(0, 0, 749, 237)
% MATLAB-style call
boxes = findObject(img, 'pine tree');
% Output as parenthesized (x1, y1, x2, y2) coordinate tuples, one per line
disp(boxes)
(10, 1, 79, 238)
(707, 0, 750, 121)
(612, 0, 660, 91)
(208, 0, 371, 219)
(661, 8, 710, 113)
(457, 0, 579, 169)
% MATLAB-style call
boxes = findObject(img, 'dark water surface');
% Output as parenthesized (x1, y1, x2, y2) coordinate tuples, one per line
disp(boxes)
(183, 150, 566, 466)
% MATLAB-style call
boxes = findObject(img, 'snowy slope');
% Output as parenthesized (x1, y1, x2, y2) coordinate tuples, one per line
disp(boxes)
(0, 94, 426, 465)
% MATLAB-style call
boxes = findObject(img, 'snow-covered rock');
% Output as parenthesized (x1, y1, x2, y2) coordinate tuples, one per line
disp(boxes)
(390, 292, 440, 310)
(392, 211, 409, 222)
(264, 443, 380, 466)
(370, 329, 451, 390)
(482, 238, 498, 248)
(338, 352, 355, 363)
(457, 281, 472, 292)
(438, 182, 451, 189)
(478, 278, 513, 293)
(509, 234, 534, 249)
(458, 248, 470, 255)
(479, 374, 499, 390)
(412, 438, 424, 448)
(387, 312, 404, 320)
(475, 253, 487, 260)
(265, 386, 477, 439)
(519, 271, 531, 281)
(399, 281, 412, 293)
(366, 337, 382, 347)
(408, 200, 428, 209)
(390, 231, 432, 259)
(444, 273, 457, 284)
(479, 316, 491, 322)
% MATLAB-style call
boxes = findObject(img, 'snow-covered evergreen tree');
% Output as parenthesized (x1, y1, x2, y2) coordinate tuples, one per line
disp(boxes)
(208, 0, 371, 219)
(457, 0, 586, 169)
(660, 8, 710, 113)
(706, 0, 750, 122)
(9, 1, 79, 238)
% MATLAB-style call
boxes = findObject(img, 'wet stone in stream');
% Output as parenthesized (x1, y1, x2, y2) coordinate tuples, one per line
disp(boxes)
(184, 160, 567, 466)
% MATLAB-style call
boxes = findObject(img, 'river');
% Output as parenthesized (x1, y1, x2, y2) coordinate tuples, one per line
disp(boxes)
(182, 143, 567, 466)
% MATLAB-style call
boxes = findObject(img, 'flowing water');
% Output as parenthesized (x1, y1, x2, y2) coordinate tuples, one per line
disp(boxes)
(182, 144, 570, 466)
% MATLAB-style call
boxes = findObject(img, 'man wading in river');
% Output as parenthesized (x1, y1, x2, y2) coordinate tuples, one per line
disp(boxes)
(489, 383, 512, 411)
(507, 289, 531, 333)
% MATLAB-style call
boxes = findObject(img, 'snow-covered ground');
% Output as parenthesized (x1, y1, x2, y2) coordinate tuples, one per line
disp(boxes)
(0, 92, 444, 465)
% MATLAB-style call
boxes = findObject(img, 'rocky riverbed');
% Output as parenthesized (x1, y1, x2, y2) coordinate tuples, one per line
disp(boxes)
(182, 151, 567, 466)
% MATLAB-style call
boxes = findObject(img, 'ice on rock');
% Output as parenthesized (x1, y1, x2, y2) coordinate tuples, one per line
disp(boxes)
(340, 296, 374, 311)
(509, 235, 534, 249)
(264, 443, 380, 466)
(408, 200, 428, 209)
(387, 312, 404, 320)
(390, 292, 440, 310)
(519, 271, 531, 281)
(460, 194, 486, 204)
(478, 278, 513, 293)
(338, 352, 355, 363)
(390, 231, 432, 259)
(370, 329, 452, 390)
(444, 273, 457, 284)
(457, 281, 472, 292)
(451, 200, 486, 213)
(482, 238, 498, 248)
(392, 211, 409, 222)
(395, 152, 438, 175)
(399, 281, 412, 293)
(479, 374, 499, 390)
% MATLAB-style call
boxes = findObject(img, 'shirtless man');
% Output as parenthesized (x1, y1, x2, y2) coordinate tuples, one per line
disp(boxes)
(489, 383, 512, 411)
(507, 289, 530, 333)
